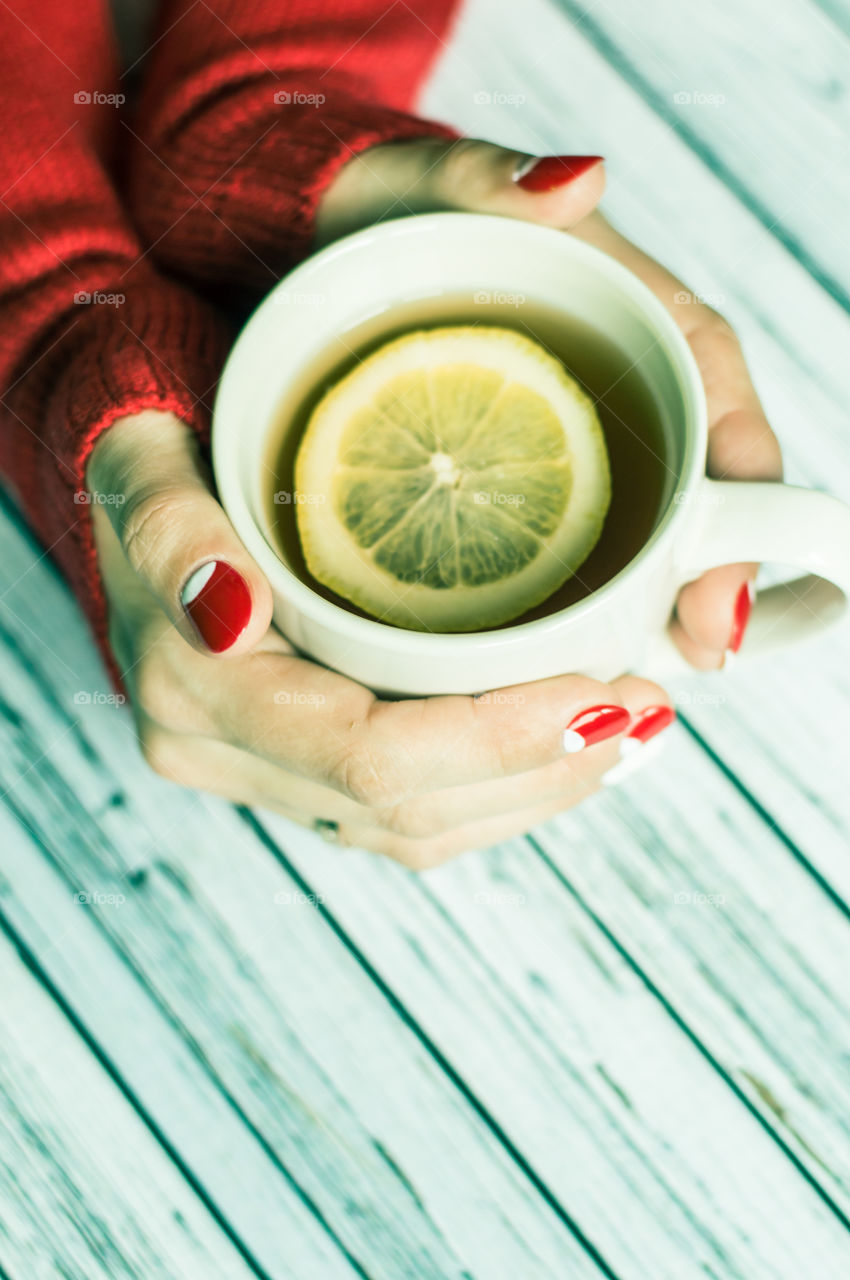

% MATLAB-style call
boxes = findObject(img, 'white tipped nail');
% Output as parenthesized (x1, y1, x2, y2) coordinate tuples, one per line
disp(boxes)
(181, 560, 217, 607)
(562, 728, 586, 754)
(722, 648, 737, 671)
(511, 155, 539, 182)
(601, 733, 667, 787)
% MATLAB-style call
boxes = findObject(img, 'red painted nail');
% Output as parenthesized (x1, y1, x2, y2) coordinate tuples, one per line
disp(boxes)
(513, 154, 603, 192)
(181, 561, 251, 652)
(627, 704, 676, 745)
(727, 580, 755, 655)
(562, 704, 630, 753)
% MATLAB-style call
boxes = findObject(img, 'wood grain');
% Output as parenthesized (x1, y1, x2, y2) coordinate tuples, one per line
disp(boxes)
(2, 0, 850, 1273)
(0, 926, 253, 1279)
(1, 507, 850, 1276)
(421, 0, 850, 900)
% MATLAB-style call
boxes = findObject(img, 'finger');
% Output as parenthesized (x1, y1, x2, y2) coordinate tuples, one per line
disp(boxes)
(213, 653, 671, 808)
(315, 137, 605, 244)
(674, 565, 757, 663)
(324, 788, 601, 869)
(673, 339, 781, 657)
(86, 410, 273, 656)
(571, 216, 784, 665)
(139, 671, 674, 842)
(365, 673, 675, 836)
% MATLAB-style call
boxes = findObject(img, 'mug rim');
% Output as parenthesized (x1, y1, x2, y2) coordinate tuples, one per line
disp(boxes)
(213, 211, 706, 654)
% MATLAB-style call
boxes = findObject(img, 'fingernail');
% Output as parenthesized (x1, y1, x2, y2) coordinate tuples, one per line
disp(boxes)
(562, 704, 630, 753)
(512, 154, 603, 192)
(727, 580, 756, 657)
(181, 560, 251, 652)
(602, 732, 668, 787)
(625, 704, 676, 747)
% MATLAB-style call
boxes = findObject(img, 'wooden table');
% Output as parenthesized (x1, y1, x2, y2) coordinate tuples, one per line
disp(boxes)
(2, 0, 849, 1275)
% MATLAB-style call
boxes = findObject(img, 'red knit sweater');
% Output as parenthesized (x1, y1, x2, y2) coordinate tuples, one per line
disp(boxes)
(0, 0, 458, 677)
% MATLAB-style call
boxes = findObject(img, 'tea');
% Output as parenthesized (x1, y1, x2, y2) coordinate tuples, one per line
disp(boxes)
(263, 293, 676, 629)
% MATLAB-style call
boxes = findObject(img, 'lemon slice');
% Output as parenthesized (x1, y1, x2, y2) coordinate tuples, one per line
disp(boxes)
(294, 326, 611, 631)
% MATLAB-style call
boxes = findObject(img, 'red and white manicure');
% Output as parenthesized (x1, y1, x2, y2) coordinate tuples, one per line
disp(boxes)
(562, 704, 631, 754)
(512, 154, 603, 192)
(602, 704, 676, 786)
(724, 580, 756, 667)
(181, 560, 251, 652)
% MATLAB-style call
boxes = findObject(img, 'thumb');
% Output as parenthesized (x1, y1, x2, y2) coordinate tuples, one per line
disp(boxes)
(86, 410, 273, 655)
(315, 137, 605, 243)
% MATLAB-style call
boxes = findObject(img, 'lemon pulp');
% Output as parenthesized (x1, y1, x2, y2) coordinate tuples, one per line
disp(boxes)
(293, 326, 611, 631)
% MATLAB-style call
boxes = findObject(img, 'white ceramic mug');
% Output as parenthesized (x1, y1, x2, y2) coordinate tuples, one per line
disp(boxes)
(212, 213, 850, 696)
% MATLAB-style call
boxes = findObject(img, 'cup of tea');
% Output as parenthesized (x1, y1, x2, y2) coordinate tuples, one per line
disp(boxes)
(212, 212, 850, 696)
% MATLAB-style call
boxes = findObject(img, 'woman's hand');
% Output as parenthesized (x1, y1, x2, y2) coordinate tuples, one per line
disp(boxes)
(87, 410, 673, 867)
(318, 138, 784, 667)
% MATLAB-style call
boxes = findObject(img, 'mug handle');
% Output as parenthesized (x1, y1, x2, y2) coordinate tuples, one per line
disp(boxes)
(643, 480, 850, 680)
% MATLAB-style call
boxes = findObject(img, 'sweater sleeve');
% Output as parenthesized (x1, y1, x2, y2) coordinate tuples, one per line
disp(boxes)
(127, 0, 461, 297)
(0, 1, 231, 685)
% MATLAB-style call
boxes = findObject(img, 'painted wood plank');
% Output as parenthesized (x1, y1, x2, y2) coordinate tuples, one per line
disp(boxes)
(0, 926, 254, 1280)
(256, 810, 850, 1280)
(550, 0, 850, 309)
(531, 722, 850, 1204)
(0, 531, 604, 1279)
(0, 808, 358, 1280)
(420, 0, 850, 896)
(2, 507, 850, 1276)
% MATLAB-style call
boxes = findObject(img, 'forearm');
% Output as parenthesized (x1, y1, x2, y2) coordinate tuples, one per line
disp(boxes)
(0, 0, 230, 678)
(126, 0, 460, 295)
